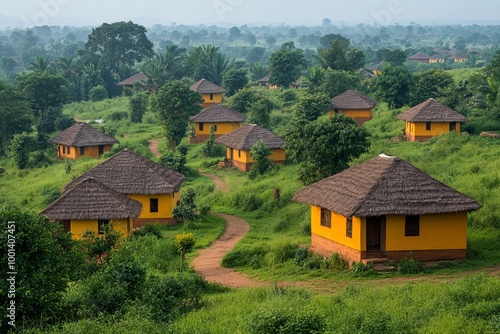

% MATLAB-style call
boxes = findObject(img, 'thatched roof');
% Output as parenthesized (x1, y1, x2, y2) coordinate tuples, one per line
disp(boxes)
(359, 68, 375, 80)
(434, 48, 451, 55)
(190, 78, 226, 94)
(40, 177, 142, 220)
(64, 149, 185, 195)
(293, 154, 480, 217)
(408, 52, 431, 60)
(49, 122, 118, 147)
(214, 124, 285, 150)
(190, 104, 246, 123)
(397, 99, 469, 123)
(117, 72, 148, 86)
(258, 75, 270, 83)
(331, 90, 378, 110)
(430, 54, 445, 60)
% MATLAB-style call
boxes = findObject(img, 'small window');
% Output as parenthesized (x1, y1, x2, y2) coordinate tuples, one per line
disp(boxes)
(209, 93, 214, 100)
(346, 217, 353, 238)
(98, 219, 109, 234)
(238, 150, 241, 158)
(150, 198, 159, 213)
(67, 146, 71, 154)
(213, 125, 217, 132)
(405, 215, 420, 236)
(62, 146, 66, 154)
(199, 123, 204, 131)
(425, 122, 431, 131)
(80, 147, 85, 155)
(320, 208, 331, 228)
(449, 122, 457, 131)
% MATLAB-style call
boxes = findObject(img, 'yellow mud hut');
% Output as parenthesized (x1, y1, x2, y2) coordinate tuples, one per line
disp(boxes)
(64, 149, 185, 228)
(40, 177, 141, 239)
(117, 72, 149, 91)
(189, 104, 245, 144)
(190, 78, 226, 108)
(293, 154, 480, 263)
(330, 90, 378, 125)
(49, 122, 118, 159)
(215, 124, 286, 172)
(397, 98, 469, 142)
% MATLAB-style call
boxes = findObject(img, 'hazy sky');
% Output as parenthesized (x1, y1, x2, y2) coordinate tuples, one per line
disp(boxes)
(3, 0, 500, 27)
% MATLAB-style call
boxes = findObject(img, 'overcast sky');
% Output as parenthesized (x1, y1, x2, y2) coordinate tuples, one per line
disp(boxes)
(3, 0, 500, 27)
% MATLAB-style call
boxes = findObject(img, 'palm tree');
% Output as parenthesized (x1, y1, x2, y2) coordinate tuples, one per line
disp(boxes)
(28, 55, 51, 73)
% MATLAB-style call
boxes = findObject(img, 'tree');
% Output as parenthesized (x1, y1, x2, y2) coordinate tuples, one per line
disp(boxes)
(0, 81, 33, 156)
(247, 98, 275, 128)
(222, 67, 248, 96)
(225, 88, 258, 113)
(154, 81, 202, 149)
(201, 126, 224, 157)
(293, 93, 331, 121)
(249, 63, 267, 82)
(228, 26, 241, 41)
(285, 115, 369, 185)
(129, 93, 148, 123)
(411, 68, 454, 105)
(172, 189, 197, 223)
(317, 38, 365, 72)
(175, 232, 196, 266)
(383, 49, 407, 66)
(0, 207, 85, 327)
(268, 42, 306, 88)
(320, 68, 359, 98)
(81, 222, 122, 265)
(83, 21, 154, 80)
(89, 85, 108, 102)
(307, 67, 326, 93)
(372, 64, 412, 108)
(9, 132, 38, 169)
(249, 140, 272, 179)
(28, 55, 51, 73)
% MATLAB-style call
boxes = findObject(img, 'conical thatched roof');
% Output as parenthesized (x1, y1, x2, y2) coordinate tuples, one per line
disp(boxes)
(40, 177, 142, 220)
(49, 122, 118, 147)
(408, 52, 431, 60)
(117, 72, 148, 86)
(331, 90, 378, 110)
(64, 149, 185, 195)
(293, 154, 480, 217)
(190, 78, 226, 94)
(397, 99, 469, 123)
(190, 104, 245, 123)
(214, 124, 285, 150)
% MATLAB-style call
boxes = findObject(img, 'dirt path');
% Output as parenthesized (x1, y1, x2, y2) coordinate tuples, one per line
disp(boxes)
(149, 139, 161, 158)
(199, 171, 228, 191)
(192, 213, 267, 288)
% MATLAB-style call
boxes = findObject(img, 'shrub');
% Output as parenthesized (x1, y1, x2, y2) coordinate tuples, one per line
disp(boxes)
(266, 242, 298, 267)
(323, 253, 349, 271)
(352, 261, 375, 275)
(108, 111, 129, 121)
(105, 257, 146, 298)
(397, 257, 422, 274)
(89, 85, 108, 102)
(247, 308, 326, 334)
(172, 189, 196, 222)
(175, 232, 196, 265)
(130, 223, 163, 239)
(41, 187, 61, 205)
(294, 247, 310, 267)
(222, 245, 267, 268)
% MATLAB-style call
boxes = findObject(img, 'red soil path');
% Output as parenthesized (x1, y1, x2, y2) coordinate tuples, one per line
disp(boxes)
(148, 139, 161, 158)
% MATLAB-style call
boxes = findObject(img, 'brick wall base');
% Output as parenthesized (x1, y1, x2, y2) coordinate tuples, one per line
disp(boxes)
(384, 249, 466, 262)
(311, 233, 362, 262)
(133, 218, 177, 229)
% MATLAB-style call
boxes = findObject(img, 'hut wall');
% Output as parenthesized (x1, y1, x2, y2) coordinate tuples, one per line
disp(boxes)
(201, 93, 223, 107)
(192, 122, 242, 143)
(310, 206, 363, 252)
(227, 148, 286, 172)
(57, 144, 112, 159)
(127, 193, 179, 220)
(70, 218, 130, 239)
(384, 212, 467, 251)
(407, 122, 459, 141)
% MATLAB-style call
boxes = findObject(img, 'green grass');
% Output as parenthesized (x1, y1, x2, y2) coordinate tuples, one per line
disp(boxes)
(446, 67, 482, 82)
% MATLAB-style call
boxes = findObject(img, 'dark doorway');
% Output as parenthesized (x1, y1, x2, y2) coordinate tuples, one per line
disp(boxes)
(366, 216, 385, 251)
(99, 145, 104, 156)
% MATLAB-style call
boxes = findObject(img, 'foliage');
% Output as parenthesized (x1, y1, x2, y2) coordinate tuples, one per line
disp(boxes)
(268, 42, 306, 87)
(292, 92, 330, 121)
(172, 188, 197, 223)
(411, 68, 454, 105)
(0, 80, 33, 156)
(130, 223, 163, 239)
(247, 98, 275, 128)
(397, 257, 423, 274)
(372, 64, 412, 108)
(129, 92, 148, 123)
(88, 84, 108, 102)
(317, 38, 365, 71)
(247, 307, 326, 334)
(224, 87, 257, 113)
(153, 80, 202, 148)
(0, 207, 85, 328)
(320, 68, 360, 98)
(222, 67, 248, 96)
(9, 131, 38, 169)
(80, 222, 122, 264)
(285, 115, 370, 184)
(159, 144, 188, 174)
(201, 126, 225, 157)
(249, 140, 273, 179)
(175, 232, 196, 265)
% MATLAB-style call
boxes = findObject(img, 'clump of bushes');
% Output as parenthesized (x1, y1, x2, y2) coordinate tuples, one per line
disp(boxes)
(248, 307, 326, 334)
(397, 257, 422, 274)
(130, 223, 163, 239)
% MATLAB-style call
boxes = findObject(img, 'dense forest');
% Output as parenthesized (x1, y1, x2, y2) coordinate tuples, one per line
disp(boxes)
(1, 21, 500, 333)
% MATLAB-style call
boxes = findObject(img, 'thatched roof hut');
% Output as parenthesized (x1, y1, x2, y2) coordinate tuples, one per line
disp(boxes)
(408, 52, 431, 61)
(330, 90, 378, 110)
(397, 99, 468, 123)
(190, 78, 226, 94)
(293, 154, 480, 217)
(117, 72, 148, 87)
(49, 122, 118, 147)
(190, 104, 245, 123)
(40, 177, 142, 220)
(64, 149, 185, 195)
(214, 124, 285, 150)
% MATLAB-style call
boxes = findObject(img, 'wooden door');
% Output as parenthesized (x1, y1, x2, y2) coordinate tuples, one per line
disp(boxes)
(366, 217, 381, 250)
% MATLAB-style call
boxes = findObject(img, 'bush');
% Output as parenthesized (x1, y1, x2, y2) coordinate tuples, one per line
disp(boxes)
(108, 111, 129, 121)
(130, 223, 163, 239)
(266, 242, 298, 267)
(247, 308, 326, 334)
(294, 247, 310, 267)
(222, 245, 267, 268)
(323, 253, 349, 271)
(352, 261, 375, 274)
(89, 85, 108, 102)
(397, 257, 422, 274)
(41, 187, 61, 205)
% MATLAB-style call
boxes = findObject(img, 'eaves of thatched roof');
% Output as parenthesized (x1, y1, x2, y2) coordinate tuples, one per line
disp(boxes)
(408, 52, 431, 60)
(293, 154, 480, 217)
(64, 149, 185, 195)
(214, 124, 285, 150)
(190, 78, 226, 94)
(190, 104, 245, 123)
(49, 122, 118, 147)
(331, 90, 378, 110)
(397, 99, 469, 123)
(117, 72, 148, 86)
(40, 177, 142, 220)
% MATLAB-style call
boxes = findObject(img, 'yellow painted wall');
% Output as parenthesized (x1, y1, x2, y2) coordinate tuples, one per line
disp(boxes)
(57, 145, 113, 159)
(194, 122, 242, 136)
(310, 206, 363, 251)
(201, 93, 223, 104)
(127, 193, 180, 219)
(385, 212, 467, 251)
(226, 148, 286, 163)
(405, 121, 460, 140)
(70, 218, 131, 239)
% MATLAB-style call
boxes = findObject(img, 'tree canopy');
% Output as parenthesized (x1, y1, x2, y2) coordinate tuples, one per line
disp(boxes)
(372, 64, 412, 108)
(268, 42, 306, 88)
